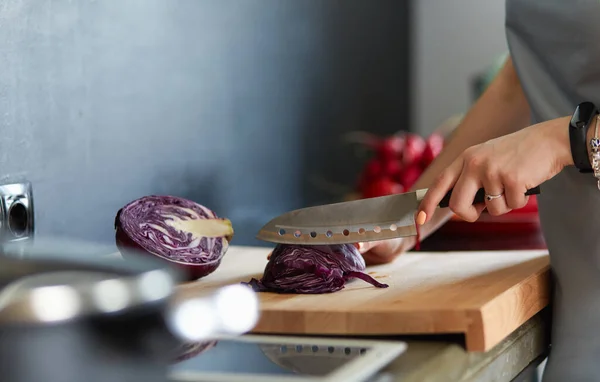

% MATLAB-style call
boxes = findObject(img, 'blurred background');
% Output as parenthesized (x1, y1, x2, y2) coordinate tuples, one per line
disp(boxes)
(0, 0, 509, 247)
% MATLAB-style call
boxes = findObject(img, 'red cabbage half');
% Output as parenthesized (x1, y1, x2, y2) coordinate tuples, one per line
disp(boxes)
(115, 195, 233, 280)
(244, 243, 389, 294)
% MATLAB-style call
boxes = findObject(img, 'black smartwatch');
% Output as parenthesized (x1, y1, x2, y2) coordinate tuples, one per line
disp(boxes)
(569, 101, 598, 173)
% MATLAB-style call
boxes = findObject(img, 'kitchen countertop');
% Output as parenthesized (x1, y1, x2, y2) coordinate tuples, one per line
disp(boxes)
(379, 310, 549, 382)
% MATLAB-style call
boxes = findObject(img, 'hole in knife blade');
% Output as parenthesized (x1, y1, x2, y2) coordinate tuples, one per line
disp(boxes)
(326, 230, 333, 237)
(374, 226, 381, 233)
(278, 229, 286, 236)
(390, 224, 397, 231)
(358, 228, 365, 235)
(343, 229, 350, 236)
(294, 230, 302, 237)
(310, 231, 317, 238)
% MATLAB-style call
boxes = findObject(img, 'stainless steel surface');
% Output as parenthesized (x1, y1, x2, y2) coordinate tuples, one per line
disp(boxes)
(0, 265, 174, 325)
(0, 182, 34, 243)
(256, 189, 427, 245)
(0, 238, 260, 342)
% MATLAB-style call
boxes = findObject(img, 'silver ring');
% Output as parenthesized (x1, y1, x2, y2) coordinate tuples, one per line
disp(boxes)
(485, 193, 503, 201)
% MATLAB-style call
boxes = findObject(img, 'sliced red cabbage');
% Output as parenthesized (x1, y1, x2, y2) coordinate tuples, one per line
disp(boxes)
(244, 244, 389, 294)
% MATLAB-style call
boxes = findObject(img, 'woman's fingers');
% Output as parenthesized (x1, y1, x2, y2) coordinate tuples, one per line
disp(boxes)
(482, 189, 511, 216)
(473, 203, 488, 217)
(447, 168, 482, 222)
(503, 177, 529, 210)
(481, 173, 511, 216)
(418, 142, 536, 224)
(418, 159, 462, 224)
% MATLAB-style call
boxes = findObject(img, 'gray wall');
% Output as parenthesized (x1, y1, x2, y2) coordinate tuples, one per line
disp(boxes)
(411, 0, 507, 135)
(0, 0, 410, 248)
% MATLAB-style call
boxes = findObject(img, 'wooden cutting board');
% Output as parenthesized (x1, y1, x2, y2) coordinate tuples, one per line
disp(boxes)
(176, 246, 550, 352)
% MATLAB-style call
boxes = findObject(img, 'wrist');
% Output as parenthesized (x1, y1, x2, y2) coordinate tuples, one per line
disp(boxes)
(549, 116, 574, 167)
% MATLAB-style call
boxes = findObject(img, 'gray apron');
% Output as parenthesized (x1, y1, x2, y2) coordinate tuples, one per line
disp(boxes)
(506, 1, 600, 380)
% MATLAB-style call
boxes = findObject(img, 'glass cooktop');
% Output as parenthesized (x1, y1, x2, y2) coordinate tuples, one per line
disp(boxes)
(168, 335, 407, 382)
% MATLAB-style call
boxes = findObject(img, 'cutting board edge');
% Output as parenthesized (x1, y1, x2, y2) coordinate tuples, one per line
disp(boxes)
(463, 264, 551, 352)
(248, 328, 468, 337)
(250, 308, 473, 336)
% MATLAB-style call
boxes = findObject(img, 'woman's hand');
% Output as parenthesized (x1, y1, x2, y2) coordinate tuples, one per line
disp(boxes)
(356, 237, 415, 265)
(417, 117, 573, 223)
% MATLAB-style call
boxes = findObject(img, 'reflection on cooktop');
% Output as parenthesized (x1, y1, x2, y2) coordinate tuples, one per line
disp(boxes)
(170, 339, 371, 377)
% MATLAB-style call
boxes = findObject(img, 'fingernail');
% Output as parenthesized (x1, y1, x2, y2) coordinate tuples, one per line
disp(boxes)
(356, 242, 364, 251)
(416, 211, 427, 226)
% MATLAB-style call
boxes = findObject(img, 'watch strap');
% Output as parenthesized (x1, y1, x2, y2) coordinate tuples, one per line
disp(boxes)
(569, 102, 597, 173)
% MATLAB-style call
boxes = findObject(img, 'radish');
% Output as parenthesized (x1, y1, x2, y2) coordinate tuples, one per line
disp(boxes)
(377, 136, 404, 160)
(362, 178, 404, 199)
(421, 133, 445, 167)
(398, 164, 422, 190)
(364, 158, 383, 178)
(402, 134, 427, 165)
(382, 159, 403, 179)
(357, 158, 384, 193)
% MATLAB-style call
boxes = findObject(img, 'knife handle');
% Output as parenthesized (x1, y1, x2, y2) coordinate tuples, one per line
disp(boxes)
(438, 185, 541, 208)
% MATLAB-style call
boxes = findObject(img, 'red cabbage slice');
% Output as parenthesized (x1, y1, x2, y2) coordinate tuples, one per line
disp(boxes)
(115, 195, 233, 280)
(244, 244, 389, 294)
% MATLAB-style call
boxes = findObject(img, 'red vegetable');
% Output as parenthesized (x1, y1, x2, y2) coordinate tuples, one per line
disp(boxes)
(421, 133, 444, 167)
(364, 158, 383, 179)
(402, 134, 426, 165)
(244, 244, 389, 294)
(362, 178, 404, 199)
(357, 158, 383, 194)
(115, 195, 234, 281)
(377, 136, 404, 160)
(382, 159, 403, 179)
(397, 164, 421, 190)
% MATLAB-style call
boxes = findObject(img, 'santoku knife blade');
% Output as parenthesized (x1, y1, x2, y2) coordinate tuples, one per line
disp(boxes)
(256, 186, 541, 245)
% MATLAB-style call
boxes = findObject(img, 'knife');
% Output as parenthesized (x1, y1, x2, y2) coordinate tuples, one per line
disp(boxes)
(256, 186, 541, 245)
